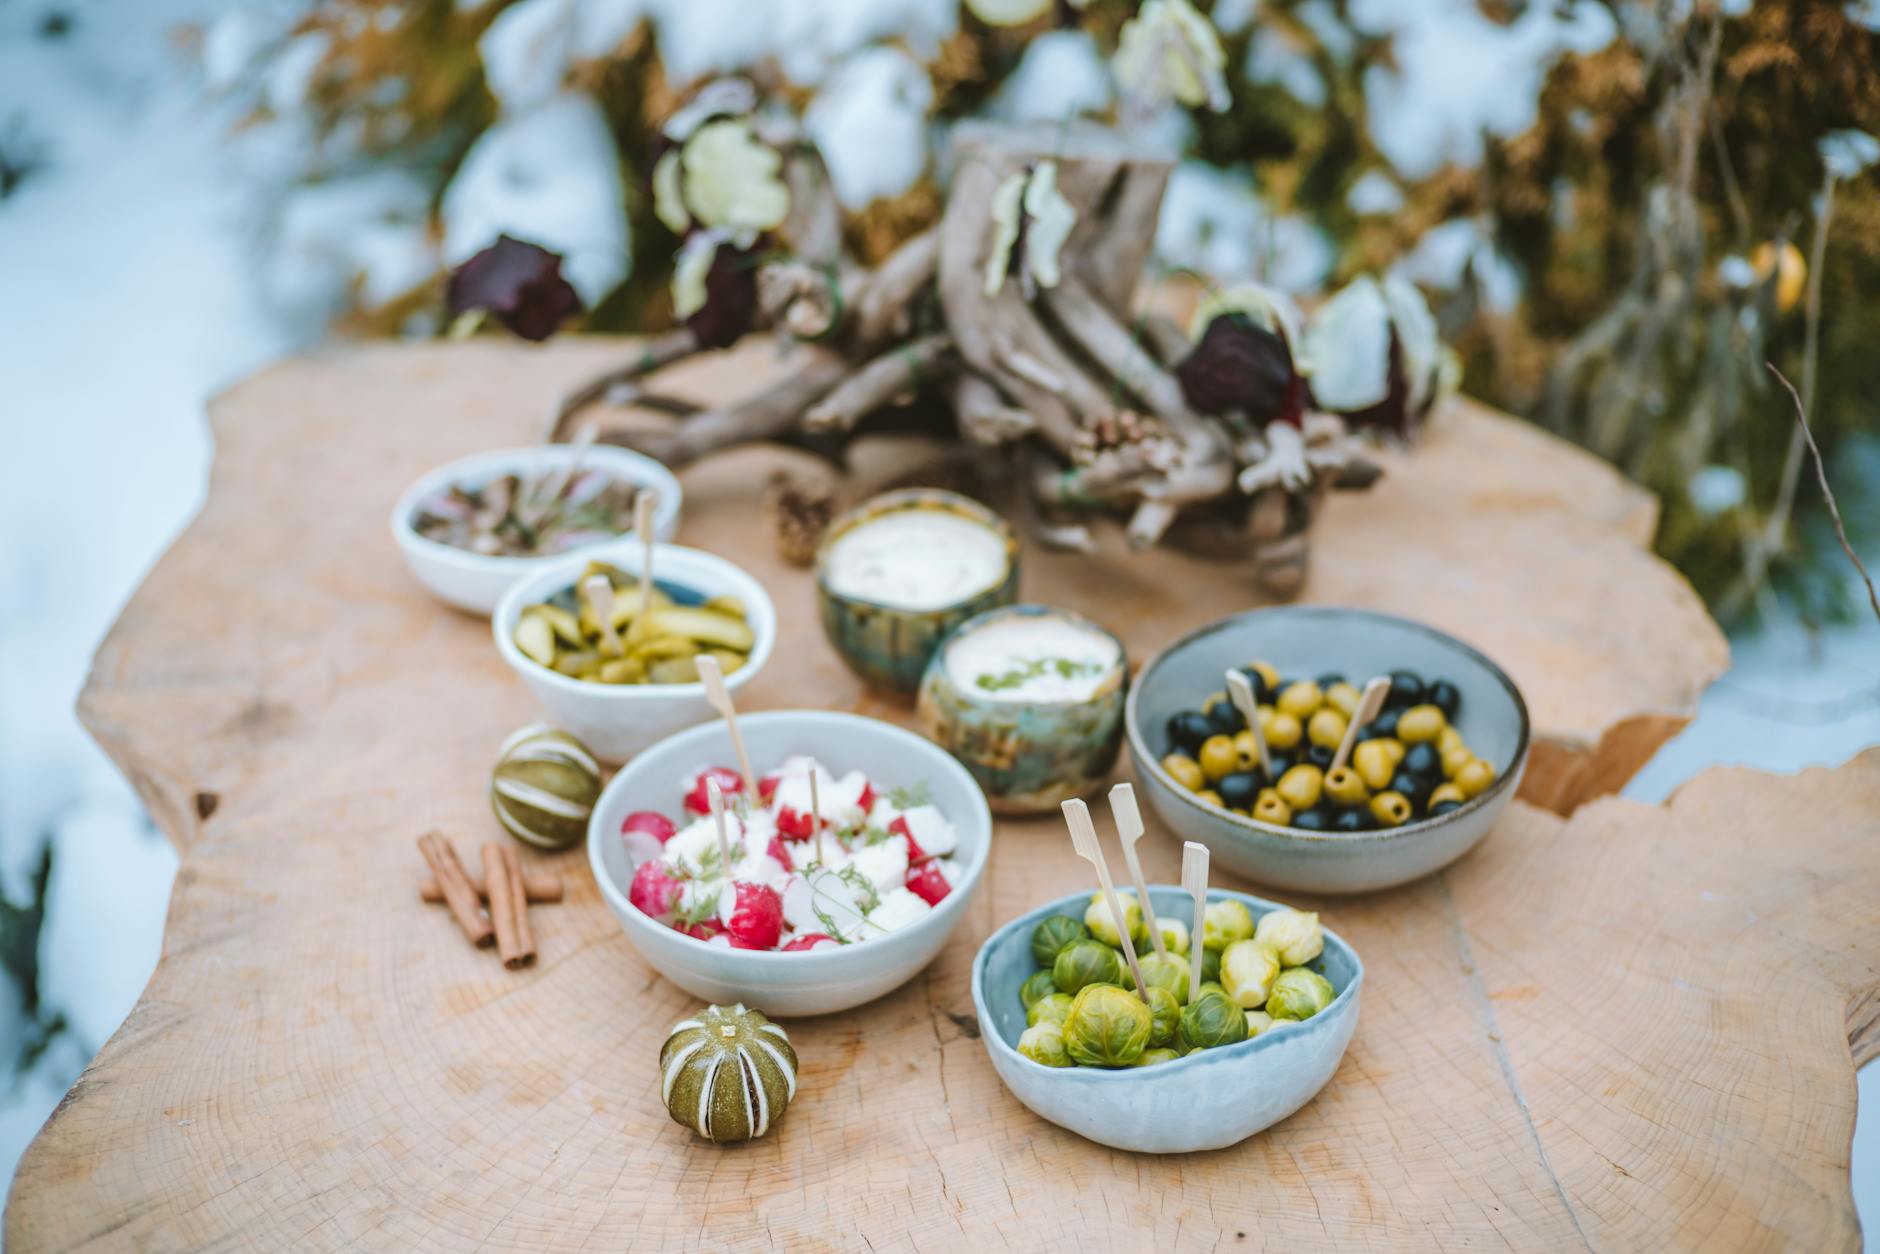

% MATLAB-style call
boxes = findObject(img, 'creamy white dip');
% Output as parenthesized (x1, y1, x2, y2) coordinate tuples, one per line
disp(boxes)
(822, 510, 1007, 611)
(946, 613, 1118, 703)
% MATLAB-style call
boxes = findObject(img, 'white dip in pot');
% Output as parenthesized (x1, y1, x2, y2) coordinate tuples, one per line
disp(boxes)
(822, 509, 1009, 611)
(944, 611, 1120, 704)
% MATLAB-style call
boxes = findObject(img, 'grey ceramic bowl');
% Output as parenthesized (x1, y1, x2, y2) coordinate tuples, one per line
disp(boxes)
(815, 489, 1019, 695)
(972, 886, 1361, 1154)
(915, 604, 1128, 815)
(1126, 607, 1529, 895)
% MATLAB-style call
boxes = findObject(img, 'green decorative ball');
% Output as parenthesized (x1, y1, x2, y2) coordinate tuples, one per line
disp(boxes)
(489, 724, 601, 849)
(660, 1004, 798, 1143)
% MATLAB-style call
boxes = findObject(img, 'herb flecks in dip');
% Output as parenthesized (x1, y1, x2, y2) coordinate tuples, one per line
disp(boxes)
(946, 613, 1118, 703)
(823, 509, 1007, 611)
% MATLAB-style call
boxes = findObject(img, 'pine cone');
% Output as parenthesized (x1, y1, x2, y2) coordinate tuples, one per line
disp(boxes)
(763, 472, 837, 567)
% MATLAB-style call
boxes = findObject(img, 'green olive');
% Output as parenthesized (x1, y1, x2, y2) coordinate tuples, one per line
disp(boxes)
(1396, 704, 1447, 743)
(1163, 753, 1205, 791)
(1265, 712, 1303, 752)
(1455, 758, 1497, 798)
(1429, 781, 1466, 808)
(1196, 788, 1224, 809)
(1369, 791, 1413, 827)
(1275, 764, 1323, 811)
(1324, 681, 1361, 718)
(1198, 735, 1238, 783)
(1232, 730, 1262, 771)
(1436, 725, 1465, 755)
(1442, 746, 1475, 779)
(1379, 737, 1406, 767)
(1253, 793, 1292, 825)
(1246, 660, 1279, 692)
(1323, 766, 1369, 807)
(1276, 681, 1323, 720)
(1306, 707, 1348, 750)
(1352, 740, 1396, 791)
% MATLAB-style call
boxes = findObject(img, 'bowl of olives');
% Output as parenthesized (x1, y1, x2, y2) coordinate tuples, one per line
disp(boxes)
(970, 887, 1362, 1153)
(1125, 607, 1529, 894)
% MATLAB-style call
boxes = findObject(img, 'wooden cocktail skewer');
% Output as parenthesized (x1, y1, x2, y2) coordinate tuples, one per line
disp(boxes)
(582, 574, 625, 657)
(1107, 782, 1166, 959)
(809, 768, 825, 865)
(627, 489, 658, 642)
(1224, 668, 1272, 780)
(706, 778, 736, 871)
(533, 422, 596, 527)
(1182, 841, 1209, 1008)
(1061, 798, 1147, 997)
(1330, 676, 1392, 773)
(696, 653, 761, 807)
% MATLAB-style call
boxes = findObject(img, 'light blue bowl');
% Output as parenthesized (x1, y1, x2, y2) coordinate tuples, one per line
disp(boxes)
(971, 886, 1362, 1154)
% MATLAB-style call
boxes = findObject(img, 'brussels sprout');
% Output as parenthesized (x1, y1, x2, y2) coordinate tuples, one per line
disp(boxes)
(1134, 950, 1192, 1001)
(1245, 1010, 1275, 1037)
(1221, 939, 1281, 1009)
(1143, 985, 1181, 1048)
(1198, 981, 1228, 999)
(1020, 969, 1059, 1010)
(1133, 1047, 1181, 1067)
(1253, 908, 1324, 966)
(1063, 984, 1152, 1067)
(1178, 989, 1249, 1051)
(1202, 899, 1255, 951)
(1030, 914, 1090, 968)
(1266, 967, 1336, 1020)
(1156, 916, 1192, 956)
(1018, 1021, 1073, 1067)
(1053, 939, 1126, 995)
(1200, 946, 1222, 985)
(1084, 891, 1145, 948)
(1027, 992, 1075, 1029)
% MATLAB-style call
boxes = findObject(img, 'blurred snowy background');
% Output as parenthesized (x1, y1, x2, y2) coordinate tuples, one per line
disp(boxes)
(0, 0, 1874, 1227)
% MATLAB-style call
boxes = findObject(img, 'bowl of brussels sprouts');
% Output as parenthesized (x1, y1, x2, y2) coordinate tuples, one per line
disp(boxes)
(1125, 606, 1529, 894)
(970, 886, 1361, 1153)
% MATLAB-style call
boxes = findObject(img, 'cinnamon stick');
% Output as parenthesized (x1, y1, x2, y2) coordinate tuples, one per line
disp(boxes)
(417, 832, 493, 947)
(420, 874, 563, 904)
(482, 843, 535, 969)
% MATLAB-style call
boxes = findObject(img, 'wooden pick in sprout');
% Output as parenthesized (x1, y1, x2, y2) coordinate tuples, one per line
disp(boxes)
(705, 778, 735, 872)
(695, 653, 761, 806)
(628, 488, 658, 642)
(1181, 841, 1209, 1008)
(1061, 798, 1147, 998)
(1224, 668, 1272, 780)
(1330, 675, 1392, 773)
(582, 574, 625, 657)
(1107, 782, 1166, 959)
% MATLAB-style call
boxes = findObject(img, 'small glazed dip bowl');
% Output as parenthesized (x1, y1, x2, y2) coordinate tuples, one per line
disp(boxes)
(916, 605, 1128, 814)
(973, 886, 1362, 1153)
(815, 489, 1019, 695)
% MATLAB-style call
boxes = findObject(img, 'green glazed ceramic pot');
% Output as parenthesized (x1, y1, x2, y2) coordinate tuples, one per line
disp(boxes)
(916, 605, 1129, 814)
(815, 489, 1019, 695)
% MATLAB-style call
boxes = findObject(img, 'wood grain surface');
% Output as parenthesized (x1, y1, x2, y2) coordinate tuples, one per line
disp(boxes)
(15, 339, 1868, 1253)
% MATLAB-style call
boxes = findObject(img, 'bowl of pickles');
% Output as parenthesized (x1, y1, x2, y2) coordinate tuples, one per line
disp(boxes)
(1125, 607, 1529, 894)
(493, 541, 777, 763)
(971, 887, 1361, 1153)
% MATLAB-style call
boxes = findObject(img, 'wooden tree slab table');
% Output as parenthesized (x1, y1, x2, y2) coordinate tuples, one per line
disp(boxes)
(13, 339, 1876, 1251)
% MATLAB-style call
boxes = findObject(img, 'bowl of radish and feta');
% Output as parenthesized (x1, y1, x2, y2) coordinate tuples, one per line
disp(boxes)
(588, 710, 993, 1015)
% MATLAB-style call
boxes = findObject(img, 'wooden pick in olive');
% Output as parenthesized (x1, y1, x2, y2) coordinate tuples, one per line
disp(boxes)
(660, 1004, 798, 1143)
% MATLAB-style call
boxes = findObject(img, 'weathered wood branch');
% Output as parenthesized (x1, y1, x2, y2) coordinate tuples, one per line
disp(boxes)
(803, 334, 954, 434)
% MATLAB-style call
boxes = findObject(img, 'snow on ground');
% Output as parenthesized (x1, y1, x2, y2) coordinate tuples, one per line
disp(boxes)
(0, 0, 1873, 1230)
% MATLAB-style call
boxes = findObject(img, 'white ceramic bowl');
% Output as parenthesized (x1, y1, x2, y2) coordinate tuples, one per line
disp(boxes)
(973, 886, 1362, 1153)
(1127, 606, 1530, 894)
(392, 445, 683, 615)
(588, 711, 993, 1017)
(492, 542, 776, 765)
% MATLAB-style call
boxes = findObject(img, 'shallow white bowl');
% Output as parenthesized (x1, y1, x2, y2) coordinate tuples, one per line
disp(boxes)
(392, 445, 683, 615)
(1127, 606, 1530, 894)
(492, 542, 776, 765)
(588, 711, 993, 1017)
(973, 886, 1362, 1153)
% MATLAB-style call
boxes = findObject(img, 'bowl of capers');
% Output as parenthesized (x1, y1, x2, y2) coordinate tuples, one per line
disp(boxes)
(1125, 607, 1529, 894)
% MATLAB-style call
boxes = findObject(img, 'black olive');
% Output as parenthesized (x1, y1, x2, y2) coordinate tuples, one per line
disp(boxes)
(1238, 666, 1275, 704)
(1167, 711, 1214, 756)
(1207, 699, 1246, 735)
(1332, 808, 1370, 832)
(1402, 742, 1442, 779)
(1304, 743, 1335, 771)
(1384, 670, 1425, 709)
(1315, 671, 1346, 689)
(1428, 680, 1461, 720)
(1291, 808, 1330, 831)
(1218, 771, 1261, 812)
(1264, 753, 1294, 779)
(1390, 770, 1431, 806)
(1370, 707, 1401, 737)
(1428, 799, 1463, 817)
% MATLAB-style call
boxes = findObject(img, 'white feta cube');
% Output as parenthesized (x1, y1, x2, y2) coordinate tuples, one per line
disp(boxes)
(898, 804, 955, 857)
(863, 887, 933, 936)
(849, 838, 910, 897)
